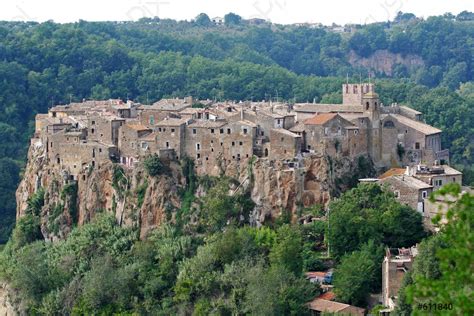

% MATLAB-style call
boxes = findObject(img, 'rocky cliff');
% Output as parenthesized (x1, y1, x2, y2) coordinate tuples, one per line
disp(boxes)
(17, 139, 371, 240)
(348, 49, 424, 76)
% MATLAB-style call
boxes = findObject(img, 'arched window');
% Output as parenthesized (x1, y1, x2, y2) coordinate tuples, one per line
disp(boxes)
(264, 148, 269, 157)
(366, 102, 370, 110)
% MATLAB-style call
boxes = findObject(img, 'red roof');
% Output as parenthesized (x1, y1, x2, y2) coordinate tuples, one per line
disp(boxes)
(379, 168, 405, 179)
(318, 291, 336, 301)
(305, 271, 327, 278)
(304, 113, 338, 125)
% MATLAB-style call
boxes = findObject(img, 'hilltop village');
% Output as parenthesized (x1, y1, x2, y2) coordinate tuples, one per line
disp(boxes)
(31, 83, 464, 229)
(36, 83, 449, 173)
(20, 82, 468, 315)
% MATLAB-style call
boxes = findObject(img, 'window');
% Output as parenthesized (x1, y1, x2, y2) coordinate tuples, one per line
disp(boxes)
(158, 128, 162, 132)
(206, 157, 209, 161)
(366, 102, 370, 110)
(220, 142, 223, 146)
(422, 191, 428, 199)
(99, 148, 102, 153)
(453, 177, 456, 182)
(91, 128, 95, 134)
(354, 130, 359, 135)
(243, 128, 248, 134)
(163, 128, 166, 132)
(281, 137, 284, 142)
(197, 153, 201, 159)
(261, 131, 264, 136)
(415, 142, 420, 150)
(193, 129, 197, 134)
(166, 141, 169, 148)
(435, 179, 443, 186)
(141, 142, 148, 149)
(100, 133, 103, 137)
(149, 116, 154, 125)
(232, 141, 235, 146)
(383, 121, 395, 128)
(277, 119, 281, 124)
(324, 127, 329, 135)
(227, 128, 231, 134)
(220, 129, 224, 134)
(196, 143, 201, 150)
(50, 142, 53, 148)
(211, 148, 214, 152)
(211, 129, 215, 134)
(91, 120, 95, 125)
(239, 141, 243, 146)
(171, 128, 175, 133)
(57, 157, 60, 164)
(394, 190, 400, 198)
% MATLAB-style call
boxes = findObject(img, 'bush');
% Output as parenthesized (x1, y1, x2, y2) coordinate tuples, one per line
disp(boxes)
(144, 154, 163, 177)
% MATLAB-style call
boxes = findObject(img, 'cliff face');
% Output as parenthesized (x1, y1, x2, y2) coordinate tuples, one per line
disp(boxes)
(348, 50, 424, 76)
(17, 140, 370, 240)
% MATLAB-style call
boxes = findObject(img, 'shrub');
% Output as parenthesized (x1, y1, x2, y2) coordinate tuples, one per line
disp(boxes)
(143, 154, 163, 177)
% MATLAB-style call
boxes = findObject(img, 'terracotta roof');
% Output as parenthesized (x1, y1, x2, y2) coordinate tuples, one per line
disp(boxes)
(379, 168, 406, 179)
(392, 114, 441, 135)
(318, 291, 336, 301)
(126, 124, 150, 131)
(305, 271, 327, 278)
(304, 113, 338, 125)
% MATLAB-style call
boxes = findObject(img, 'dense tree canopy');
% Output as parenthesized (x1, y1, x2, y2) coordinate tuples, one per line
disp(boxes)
(328, 183, 426, 260)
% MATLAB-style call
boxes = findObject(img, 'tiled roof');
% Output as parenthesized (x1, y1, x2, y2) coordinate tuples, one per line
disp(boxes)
(139, 132, 157, 141)
(271, 128, 301, 138)
(289, 122, 305, 133)
(318, 291, 336, 301)
(126, 124, 150, 131)
(304, 113, 338, 125)
(294, 103, 364, 113)
(308, 298, 364, 315)
(379, 168, 406, 179)
(392, 114, 441, 135)
(154, 118, 189, 127)
(188, 120, 227, 128)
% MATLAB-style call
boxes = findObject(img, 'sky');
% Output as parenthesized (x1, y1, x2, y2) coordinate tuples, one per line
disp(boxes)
(1, 0, 473, 25)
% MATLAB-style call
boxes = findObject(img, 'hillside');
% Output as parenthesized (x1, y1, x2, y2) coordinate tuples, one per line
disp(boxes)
(0, 12, 473, 240)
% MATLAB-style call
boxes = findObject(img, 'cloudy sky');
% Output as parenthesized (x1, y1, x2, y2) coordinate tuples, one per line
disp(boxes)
(1, 0, 473, 25)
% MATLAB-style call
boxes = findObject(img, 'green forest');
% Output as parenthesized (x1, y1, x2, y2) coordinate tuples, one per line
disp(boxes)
(1, 12, 474, 241)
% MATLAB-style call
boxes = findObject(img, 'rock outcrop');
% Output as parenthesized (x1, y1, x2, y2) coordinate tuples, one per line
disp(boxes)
(17, 139, 372, 240)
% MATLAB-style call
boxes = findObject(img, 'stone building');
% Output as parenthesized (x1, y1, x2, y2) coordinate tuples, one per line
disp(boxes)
(34, 81, 456, 183)
(382, 246, 418, 313)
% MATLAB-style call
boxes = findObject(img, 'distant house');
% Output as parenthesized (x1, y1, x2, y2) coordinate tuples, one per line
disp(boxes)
(211, 17, 224, 25)
(381, 246, 418, 313)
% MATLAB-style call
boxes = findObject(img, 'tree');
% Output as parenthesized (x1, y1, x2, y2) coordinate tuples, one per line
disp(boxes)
(269, 225, 303, 275)
(333, 241, 384, 306)
(328, 183, 426, 259)
(194, 13, 211, 27)
(224, 13, 242, 26)
(143, 154, 163, 177)
(407, 184, 474, 315)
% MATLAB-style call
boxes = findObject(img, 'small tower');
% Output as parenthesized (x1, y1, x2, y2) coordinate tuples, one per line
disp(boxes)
(342, 83, 375, 105)
(362, 90, 380, 123)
